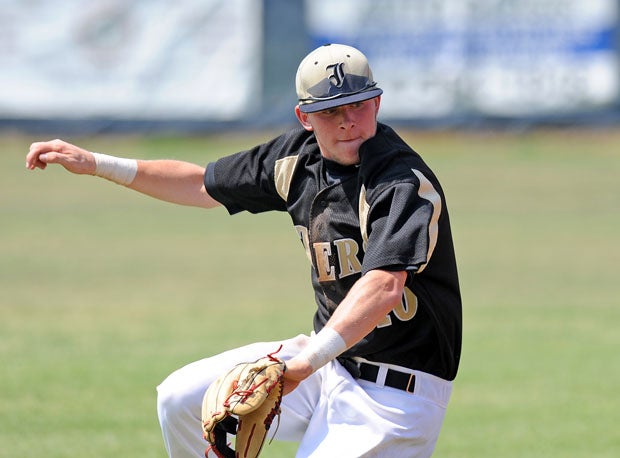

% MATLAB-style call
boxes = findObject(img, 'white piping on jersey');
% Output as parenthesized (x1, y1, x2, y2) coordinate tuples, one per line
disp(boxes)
(274, 155, 300, 201)
(411, 169, 441, 273)
(358, 185, 370, 252)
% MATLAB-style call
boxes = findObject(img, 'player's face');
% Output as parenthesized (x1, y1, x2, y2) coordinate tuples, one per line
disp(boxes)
(295, 97, 381, 166)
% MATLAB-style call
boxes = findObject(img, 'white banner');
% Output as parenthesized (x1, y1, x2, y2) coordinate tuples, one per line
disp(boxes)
(0, 0, 262, 120)
(306, 0, 619, 119)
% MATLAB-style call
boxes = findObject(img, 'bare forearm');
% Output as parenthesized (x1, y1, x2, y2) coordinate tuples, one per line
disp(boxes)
(328, 269, 406, 347)
(130, 160, 219, 208)
(284, 269, 406, 393)
(26, 140, 220, 209)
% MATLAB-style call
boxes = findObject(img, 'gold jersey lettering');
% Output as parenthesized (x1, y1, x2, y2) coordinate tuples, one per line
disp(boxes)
(377, 287, 418, 328)
(333, 238, 362, 278)
(294, 225, 312, 264)
(297, 230, 364, 283)
(313, 242, 336, 281)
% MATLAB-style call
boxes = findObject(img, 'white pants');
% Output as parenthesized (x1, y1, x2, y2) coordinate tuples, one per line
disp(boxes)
(156, 335, 452, 458)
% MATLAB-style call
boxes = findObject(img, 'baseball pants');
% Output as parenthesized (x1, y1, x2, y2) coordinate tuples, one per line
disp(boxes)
(156, 334, 452, 458)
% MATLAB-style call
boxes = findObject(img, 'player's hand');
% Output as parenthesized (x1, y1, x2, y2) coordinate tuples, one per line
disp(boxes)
(26, 139, 96, 175)
(282, 356, 313, 396)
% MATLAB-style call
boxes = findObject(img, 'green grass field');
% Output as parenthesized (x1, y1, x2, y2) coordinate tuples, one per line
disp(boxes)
(1, 127, 618, 457)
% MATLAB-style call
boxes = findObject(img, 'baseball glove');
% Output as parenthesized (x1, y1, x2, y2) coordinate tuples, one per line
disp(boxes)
(202, 347, 286, 458)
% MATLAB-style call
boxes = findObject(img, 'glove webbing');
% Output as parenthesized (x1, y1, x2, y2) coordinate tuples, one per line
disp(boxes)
(207, 417, 238, 458)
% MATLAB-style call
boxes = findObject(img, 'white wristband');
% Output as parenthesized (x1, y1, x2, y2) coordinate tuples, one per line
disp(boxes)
(298, 327, 347, 372)
(92, 152, 138, 186)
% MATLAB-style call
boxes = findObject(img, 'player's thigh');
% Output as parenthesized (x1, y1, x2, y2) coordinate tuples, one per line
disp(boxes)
(157, 335, 310, 417)
(296, 363, 448, 458)
(276, 365, 322, 442)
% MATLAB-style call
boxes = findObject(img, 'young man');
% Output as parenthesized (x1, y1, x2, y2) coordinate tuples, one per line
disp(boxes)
(26, 44, 462, 457)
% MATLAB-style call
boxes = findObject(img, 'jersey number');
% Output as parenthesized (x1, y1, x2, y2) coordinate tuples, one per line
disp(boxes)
(377, 287, 418, 328)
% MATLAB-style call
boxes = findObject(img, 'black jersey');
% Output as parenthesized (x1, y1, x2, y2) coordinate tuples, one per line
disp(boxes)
(204, 123, 462, 380)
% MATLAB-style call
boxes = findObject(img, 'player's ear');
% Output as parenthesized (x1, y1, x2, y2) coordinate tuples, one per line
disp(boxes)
(373, 96, 381, 115)
(295, 106, 313, 132)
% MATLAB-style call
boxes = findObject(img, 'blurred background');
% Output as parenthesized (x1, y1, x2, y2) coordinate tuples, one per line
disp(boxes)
(1, 1, 619, 457)
(1, 0, 618, 133)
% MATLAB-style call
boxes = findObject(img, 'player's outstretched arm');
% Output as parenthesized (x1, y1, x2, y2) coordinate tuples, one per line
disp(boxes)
(26, 139, 220, 209)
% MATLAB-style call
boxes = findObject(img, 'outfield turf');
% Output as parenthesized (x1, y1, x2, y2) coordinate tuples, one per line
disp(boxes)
(1, 128, 618, 457)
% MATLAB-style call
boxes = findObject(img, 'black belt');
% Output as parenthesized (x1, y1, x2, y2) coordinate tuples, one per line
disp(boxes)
(358, 362, 416, 394)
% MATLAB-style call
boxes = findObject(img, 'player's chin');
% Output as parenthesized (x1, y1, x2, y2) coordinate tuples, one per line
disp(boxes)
(334, 154, 360, 166)
(336, 144, 362, 165)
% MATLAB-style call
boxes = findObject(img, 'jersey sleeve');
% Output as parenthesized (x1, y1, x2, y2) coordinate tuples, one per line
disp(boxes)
(361, 171, 443, 275)
(204, 139, 289, 215)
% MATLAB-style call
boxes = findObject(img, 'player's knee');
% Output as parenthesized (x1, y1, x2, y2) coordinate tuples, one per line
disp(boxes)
(290, 333, 310, 350)
(156, 378, 196, 426)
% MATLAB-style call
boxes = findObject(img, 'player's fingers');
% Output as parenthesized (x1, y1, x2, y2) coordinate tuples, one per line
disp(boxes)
(39, 152, 59, 164)
(25, 157, 46, 170)
(26, 143, 49, 170)
(281, 371, 304, 396)
(26, 140, 63, 170)
(26, 139, 95, 175)
(282, 379, 300, 397)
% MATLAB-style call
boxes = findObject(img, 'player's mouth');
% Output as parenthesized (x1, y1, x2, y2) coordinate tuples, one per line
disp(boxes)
(339, 137, 362, 144)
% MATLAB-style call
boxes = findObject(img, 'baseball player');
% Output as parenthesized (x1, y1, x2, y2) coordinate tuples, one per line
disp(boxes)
(26, 44, 462, 457)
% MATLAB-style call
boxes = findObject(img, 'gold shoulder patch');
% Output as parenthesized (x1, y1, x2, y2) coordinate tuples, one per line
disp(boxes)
(274, 155, 300, 202)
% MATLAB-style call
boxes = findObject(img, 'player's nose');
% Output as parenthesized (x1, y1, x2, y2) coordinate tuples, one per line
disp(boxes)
(338, 108, 356, 129)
